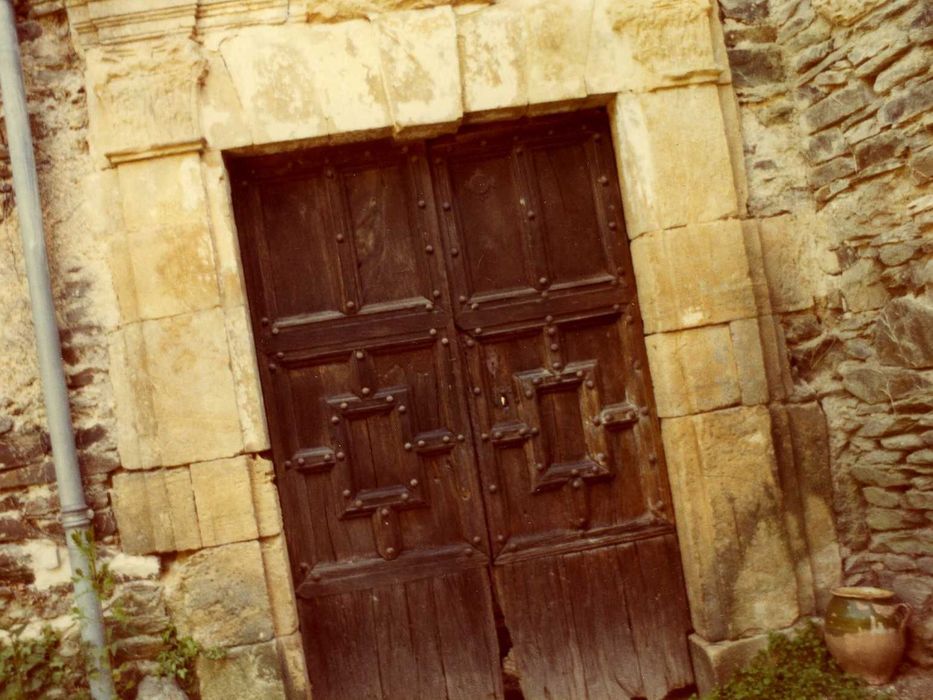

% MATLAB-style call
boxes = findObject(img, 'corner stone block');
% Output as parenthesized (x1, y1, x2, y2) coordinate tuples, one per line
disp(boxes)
(191, 457, 259, 548)
(108, 323, 159, 470)
(261, 534, 299, 637)
(587, 0, 722, 94)
(143, 309, 243, 468)
(610, 84, 739, 237)
(111, 469, 201, 555)
(631, 219, 757, 334)
(250, 457, 282, 538)
(376, 7, 462, 134)
(663, 406, 800, 641)
(224, 305, 269, 454)
(690, 630, 775, 695)
(169, 540, 275, 648)
(456, 4, 528, 117)
(200, 50, 253, 151)
(646, 320, 768, 418)
(197, 640, 287, 700)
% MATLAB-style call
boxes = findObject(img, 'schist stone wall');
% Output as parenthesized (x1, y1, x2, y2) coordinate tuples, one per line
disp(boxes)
(720, 0, 933, 664)
(0, 0, 928, 697)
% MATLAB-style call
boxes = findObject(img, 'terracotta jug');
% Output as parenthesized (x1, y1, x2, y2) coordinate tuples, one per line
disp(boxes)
(824, 586, 910, 685)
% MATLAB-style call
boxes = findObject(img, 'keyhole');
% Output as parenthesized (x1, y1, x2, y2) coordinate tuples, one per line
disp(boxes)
(498, 393, 510, 408)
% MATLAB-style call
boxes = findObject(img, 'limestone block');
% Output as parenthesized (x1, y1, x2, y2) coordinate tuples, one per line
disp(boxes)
(197, 640, 287, 700)
(376, 7, 462, 133)
(111, 469, 201, 555)
(108, 323, 160, 470)
(113, 154, 220, 322)
(219, 22, 391, 145)
(512, 0, 590, 106)
(202, 153, 246, 309)
(631, 219, 757, 333)
(277, 633, 312, 700)
(111, 310, 243, 470)
(250, 457, 282, 538)
(646, 320, 767, 418)
(690, 632, 770, 695)
(85, 40, 204, 163)
(169, 541, 274, 648)
(198, 51, 253, 151)
(587, 0, 722, 94)
(261, 535, 299, 637)
(143, 310, 243, 467)
(456, 5, 528, 117)
(663, 406, 800, 641)
(191, 457, 259, 548)
(610, 85, 738, 237)
(224, 306, 269, 453)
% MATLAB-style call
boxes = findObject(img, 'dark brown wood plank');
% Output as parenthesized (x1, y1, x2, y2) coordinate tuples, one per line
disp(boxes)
(300, 591, 383, 700)
(434, 568, 504, 700)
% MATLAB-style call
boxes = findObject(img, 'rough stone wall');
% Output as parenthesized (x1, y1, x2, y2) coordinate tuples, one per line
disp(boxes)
(0, 2, 169, 691)
(719, 0, 933, 663)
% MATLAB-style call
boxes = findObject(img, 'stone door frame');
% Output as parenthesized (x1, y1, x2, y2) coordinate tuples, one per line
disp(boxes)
(67, 0, 840, 694)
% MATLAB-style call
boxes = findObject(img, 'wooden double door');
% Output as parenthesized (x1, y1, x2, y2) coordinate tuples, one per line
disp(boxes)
(229, 110, 693, 700)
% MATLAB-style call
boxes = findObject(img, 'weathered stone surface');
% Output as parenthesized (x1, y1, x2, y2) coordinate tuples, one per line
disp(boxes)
(905, 491, 933, 510)
(376, 6, 462, 133)
(631, 219, 757, 333)
(136, 675, 187, 700)
(261, 534, 299, 637)
(874, 296, 933, 369)
(874, 530, 933, 555)
(728, 46, 785, 88)
(197, 640, 286, 700)
(690, 630, 773, 695)
(840, 363, 931, 404)
(111, 469, 201, 555)
(813, 0, 890, 26)
(864, 486, 901, 507)
(277, 633, 312, 700)
(611, 84, 739, 237)
(664, 406, 799, 641)
(518, 0, 590, 106)
(908, 449, 933, 465)
(588, 0, 722, 94)
(646, 320, 767, 417)
(802, 83, 873, 133)
(190, 457, 259, 548)
(879, 79, 933, 125)
(250, 457, 282, 538)
(85, 40, 204, 161)
(219, 22, 391, 145)
(807, 128, 848, 164)
(867, 507, 925, 530)
(141, 309, 243, 468)
(168, 541, 274, 648)
(757, 215, 818, 313)
(456, 5, 527, 116)
(224, 305, 270, 454)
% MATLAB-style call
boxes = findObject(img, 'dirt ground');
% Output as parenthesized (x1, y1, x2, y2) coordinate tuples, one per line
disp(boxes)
(889, 667, 933, 699)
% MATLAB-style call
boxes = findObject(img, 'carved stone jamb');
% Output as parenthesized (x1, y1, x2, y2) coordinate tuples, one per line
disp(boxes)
(610, 0, 720, 84)
(85, 39, 206, 165)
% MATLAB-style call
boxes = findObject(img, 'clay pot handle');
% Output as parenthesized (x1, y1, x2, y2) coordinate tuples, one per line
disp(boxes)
(895, 602, 911, 631)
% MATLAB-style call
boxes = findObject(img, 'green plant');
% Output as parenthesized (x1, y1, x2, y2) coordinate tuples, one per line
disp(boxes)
(0, 624, 88, 700)
(156, 624, 225, 695)
(694, 621, 893, 700)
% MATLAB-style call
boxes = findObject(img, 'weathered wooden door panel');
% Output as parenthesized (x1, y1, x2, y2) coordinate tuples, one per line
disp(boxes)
(231, 109, 693, 700)
(430, 110, 693, 699)
(497, 534, 693, 700)
(302, 569, 502, 700)
(230, 141, 504, 700)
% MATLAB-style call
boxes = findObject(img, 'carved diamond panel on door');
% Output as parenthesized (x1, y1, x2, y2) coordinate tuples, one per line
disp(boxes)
(230, 141, 503, 700)
(432, 110, 694, 699)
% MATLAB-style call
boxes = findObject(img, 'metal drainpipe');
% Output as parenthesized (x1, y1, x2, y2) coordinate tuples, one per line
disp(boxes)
(0, 2, 115, 698)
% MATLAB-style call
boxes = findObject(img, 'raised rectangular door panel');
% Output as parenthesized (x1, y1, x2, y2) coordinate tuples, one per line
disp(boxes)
(230, 109, 693, 700)
(230, 140, 503, 700)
